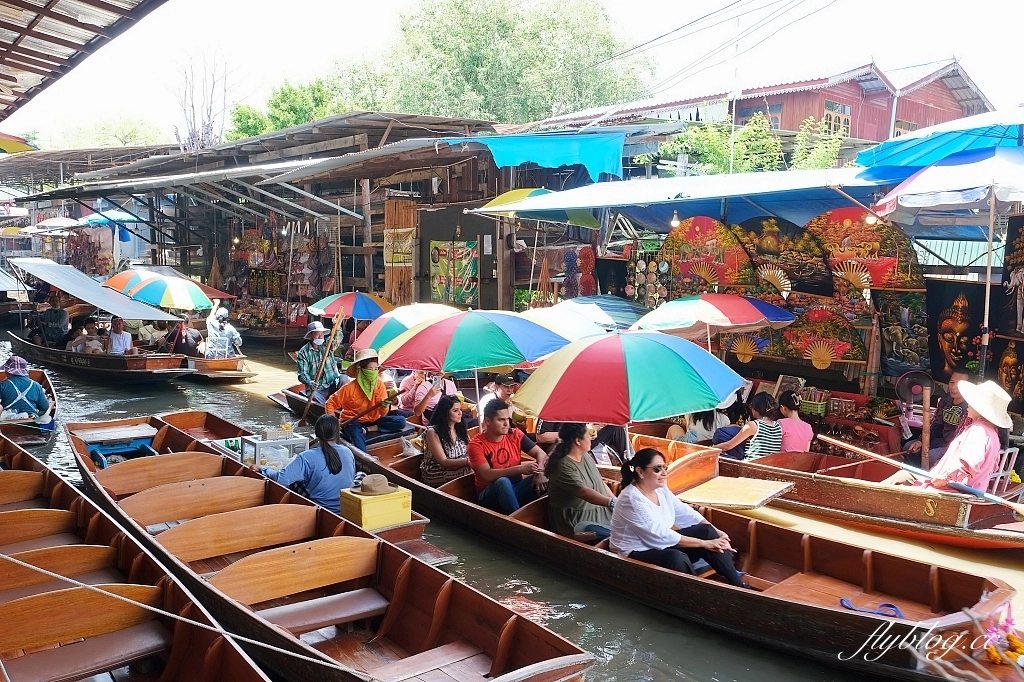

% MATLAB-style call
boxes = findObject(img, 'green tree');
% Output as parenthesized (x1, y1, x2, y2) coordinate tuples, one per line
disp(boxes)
(790, 116, 843, 170)
(41, 116, 170, 149)
(225, 104, 270, 140)
(645, 112, 783, 175)
(229, 0, 652, 129)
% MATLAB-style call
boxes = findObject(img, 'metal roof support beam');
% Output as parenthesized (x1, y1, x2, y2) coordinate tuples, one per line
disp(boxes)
(231, 180, 324, 219)
(179, 189, 251, 221)
(273, 181, 362, 220)
(207, 181, 301, 221)
(95, 194, 183, 245)
(192, 185, 275, 221)
(72, 198, 155, 245)
(126, 193, 196, 236)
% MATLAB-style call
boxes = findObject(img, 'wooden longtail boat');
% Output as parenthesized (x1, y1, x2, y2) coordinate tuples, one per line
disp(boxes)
(0, 368, 57, 446)
(63, 418, 594, 682)
(183, 355, 258, 381)
(353, 437, 1023, 680)
(622, 430, 1024, 550)
(242, 325, 306, 349)
(0, 435, 270, 682)
(8, 331, 195, 383)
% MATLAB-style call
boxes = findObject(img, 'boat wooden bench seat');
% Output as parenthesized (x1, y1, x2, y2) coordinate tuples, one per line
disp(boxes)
(0, 543, 123, 605)
(208, 536, 387, 635)
(1, 620, 171, 682)
(365, 640, 483, 681)
(0, 584, 168, 681)
(158, 504, 319, 562)
(94, 451, 225, 499)
(0, 469, 44, 507)
(118, 476, 266, 527)
(257, 587, 390, 635)
(0, 508, 79, 555)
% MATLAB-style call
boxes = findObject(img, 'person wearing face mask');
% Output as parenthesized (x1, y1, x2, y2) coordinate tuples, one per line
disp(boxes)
(325, 349, 407, 452)
(296, 321, 343, 405)
(205, 305, 242, 357)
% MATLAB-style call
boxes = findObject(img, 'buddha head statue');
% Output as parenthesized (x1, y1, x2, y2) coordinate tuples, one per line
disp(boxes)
(937, 293, 970, 374)
(998, 342, 1020, 393)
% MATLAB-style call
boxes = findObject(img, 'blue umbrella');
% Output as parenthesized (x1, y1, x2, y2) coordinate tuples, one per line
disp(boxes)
(856, 109, 1024, 169)
(76, 209, 142, 226)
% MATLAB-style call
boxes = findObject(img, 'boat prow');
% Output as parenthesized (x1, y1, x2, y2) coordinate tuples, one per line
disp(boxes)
(184, 355, 258, 381)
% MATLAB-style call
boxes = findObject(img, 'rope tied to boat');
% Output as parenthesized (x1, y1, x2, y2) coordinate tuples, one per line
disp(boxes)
(0, 551, 385, 682)
(838, 597, 905, 619)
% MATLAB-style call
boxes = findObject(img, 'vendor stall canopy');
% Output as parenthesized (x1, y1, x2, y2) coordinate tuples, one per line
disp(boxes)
(470, 167, 885, 231)
(10, 258, 180, 322)
(0, 1, 168, 123)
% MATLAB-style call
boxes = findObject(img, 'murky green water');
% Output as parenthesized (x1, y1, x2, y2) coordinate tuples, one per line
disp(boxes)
(22, 341, 859, 682)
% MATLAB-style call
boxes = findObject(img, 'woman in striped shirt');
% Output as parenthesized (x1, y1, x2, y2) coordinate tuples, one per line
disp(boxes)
(715, 392, 783, 460)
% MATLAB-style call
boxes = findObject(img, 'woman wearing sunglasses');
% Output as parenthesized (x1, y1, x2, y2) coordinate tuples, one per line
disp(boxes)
(609, 448, 746, 586)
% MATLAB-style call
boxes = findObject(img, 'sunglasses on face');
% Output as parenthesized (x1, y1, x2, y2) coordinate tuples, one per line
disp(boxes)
(644, 464, 667, 473)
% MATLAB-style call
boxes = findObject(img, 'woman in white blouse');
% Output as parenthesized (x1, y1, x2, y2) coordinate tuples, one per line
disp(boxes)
(610, 448, 746, 587)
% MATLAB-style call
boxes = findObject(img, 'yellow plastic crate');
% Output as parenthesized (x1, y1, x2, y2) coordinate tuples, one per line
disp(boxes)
(340, 486, 412, 531)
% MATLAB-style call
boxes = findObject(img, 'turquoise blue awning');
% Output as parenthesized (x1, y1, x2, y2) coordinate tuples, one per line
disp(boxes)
(441, 132, 625, 181)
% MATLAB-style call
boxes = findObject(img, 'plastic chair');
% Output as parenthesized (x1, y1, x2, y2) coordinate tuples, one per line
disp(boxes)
(988, 447, 1020, 497)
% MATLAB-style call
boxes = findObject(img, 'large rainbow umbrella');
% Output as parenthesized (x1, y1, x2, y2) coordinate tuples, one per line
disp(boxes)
(630, 293, 794, 340)
(308, 291, 394, 319)
(352, 303, 460, 352)
(378, 310, 573, 373)
(513, 332, 743, 425)
(127, 275, 213, 310)
(102, 269, 161, 294)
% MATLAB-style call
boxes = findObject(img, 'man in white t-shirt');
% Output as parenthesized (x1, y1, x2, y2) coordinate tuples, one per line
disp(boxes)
(106, 317, 137, 355)
(477, 373, 517, 417)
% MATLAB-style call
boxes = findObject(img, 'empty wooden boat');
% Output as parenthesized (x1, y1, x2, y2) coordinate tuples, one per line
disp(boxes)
(624, 432, 1024, 550)
(0, 368, 57, 447)
(0, 434, 270, 682)
(8, 331, 195, 383)
(184, 355, 258, 381)
(354, 436, 1023, 680)
(62, 419, 593, 682)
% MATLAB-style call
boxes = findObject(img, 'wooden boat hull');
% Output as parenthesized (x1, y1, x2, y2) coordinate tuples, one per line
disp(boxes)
(8, 331, 196, 383)
(277, 383, 325, 419)
(184, 356, 258, 381)
(242, 325, 306, 348)
(352, 440, 1020, 681)
(0, 436, 270, 682)
(717, 453, 1024, 550)
(64, 416, 592, 682)
(0, 368, 57, 446)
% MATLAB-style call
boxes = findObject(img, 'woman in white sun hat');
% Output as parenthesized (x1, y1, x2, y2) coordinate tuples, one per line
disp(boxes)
(884, 380, 1011, 491)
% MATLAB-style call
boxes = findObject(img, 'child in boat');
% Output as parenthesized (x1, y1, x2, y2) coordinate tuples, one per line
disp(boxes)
(883, 380, 1009, 491)
(713, 393, 783, 460)
(609, 448, 745, 586)
(545, 423, 615, 541)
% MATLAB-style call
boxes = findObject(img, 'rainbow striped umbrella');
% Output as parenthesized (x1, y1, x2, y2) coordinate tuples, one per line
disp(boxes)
(513, 332, 743, 425)
(352, 303, 460, 352)
(630, 293, 794, 340)
(379, 310, 573, 373)
(308, 291, 394, 319)
(102, 269, 161, 294)
(127, 275, 213, 310)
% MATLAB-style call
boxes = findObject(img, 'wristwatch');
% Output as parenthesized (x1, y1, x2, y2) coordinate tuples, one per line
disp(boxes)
(608, 497, 616, 510)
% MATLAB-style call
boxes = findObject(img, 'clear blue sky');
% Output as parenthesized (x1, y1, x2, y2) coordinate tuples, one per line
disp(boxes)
(2, 0, 1019, 141)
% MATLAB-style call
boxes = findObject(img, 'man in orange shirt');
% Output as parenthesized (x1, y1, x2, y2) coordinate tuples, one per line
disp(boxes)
(325, 349, 407, 452)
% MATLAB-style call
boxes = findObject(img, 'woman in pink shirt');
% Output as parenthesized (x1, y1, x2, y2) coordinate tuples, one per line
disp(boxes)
(883, 380, 1009, 491)
(777, 390, 814, 452)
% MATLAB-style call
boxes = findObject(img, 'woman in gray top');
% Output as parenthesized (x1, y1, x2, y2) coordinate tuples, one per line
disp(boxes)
(545, 423, 616, 540)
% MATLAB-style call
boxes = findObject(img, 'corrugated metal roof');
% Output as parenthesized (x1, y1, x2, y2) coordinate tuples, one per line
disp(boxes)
(0, 0, 168, 122)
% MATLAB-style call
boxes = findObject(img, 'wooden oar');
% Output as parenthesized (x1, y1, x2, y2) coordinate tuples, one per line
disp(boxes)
(818, 434, 1024, 519)
(336, 388, 408, 430)
(299, 310, 344, 427)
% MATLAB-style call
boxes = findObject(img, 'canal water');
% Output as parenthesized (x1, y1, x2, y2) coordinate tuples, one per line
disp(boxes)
(27, 342, 859, 682)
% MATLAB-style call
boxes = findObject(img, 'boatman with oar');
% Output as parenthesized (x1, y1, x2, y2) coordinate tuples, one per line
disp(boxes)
(296, 321, 343, 406)
(883, 380, 1010, 491)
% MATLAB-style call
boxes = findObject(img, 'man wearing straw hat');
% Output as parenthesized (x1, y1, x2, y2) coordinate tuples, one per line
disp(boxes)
(325, 348, 407, 453)
(883, 380, 1011, 491)
(296, 321, 343, 406)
